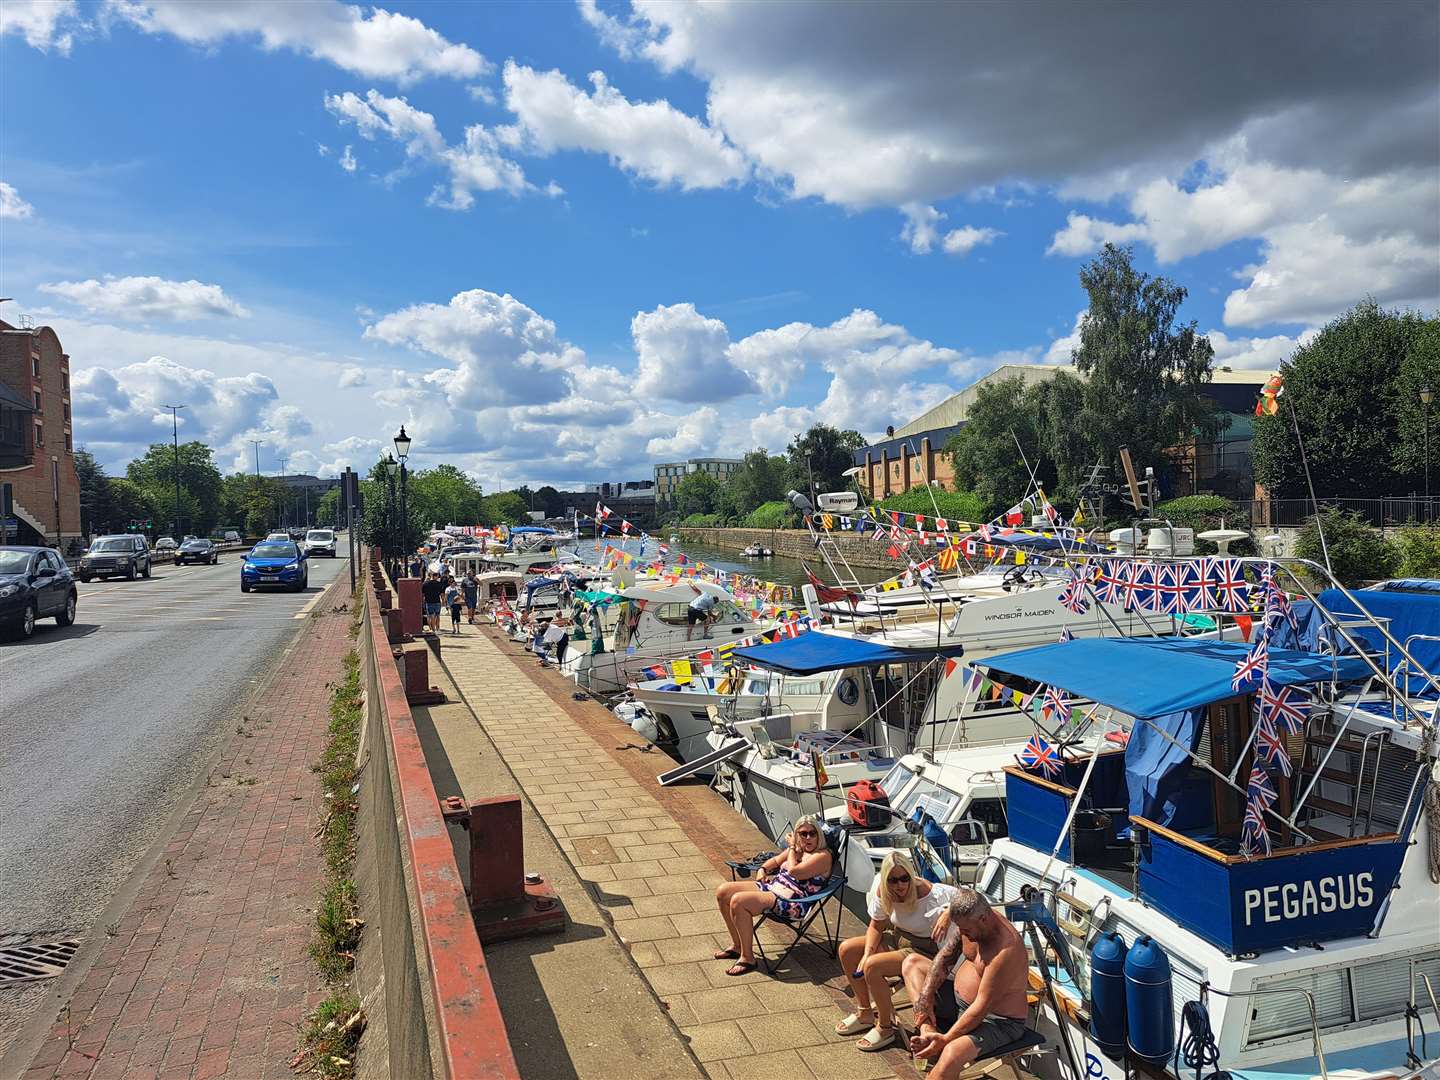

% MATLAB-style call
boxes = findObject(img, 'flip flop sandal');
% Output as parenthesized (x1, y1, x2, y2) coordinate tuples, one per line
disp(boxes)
(725, 961, 757, 977)
(858, 1027, 899, 1052)
(834, 1012, 874, 1036)
(713, 948, 741, 961)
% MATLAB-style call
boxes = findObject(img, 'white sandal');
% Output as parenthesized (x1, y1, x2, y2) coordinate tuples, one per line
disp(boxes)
(834, 1011, 874, 1036)
(857, 1026, 899, 1052)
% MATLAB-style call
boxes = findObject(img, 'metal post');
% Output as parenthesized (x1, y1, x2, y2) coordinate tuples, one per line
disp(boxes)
(399, 462, 409, 562)
(163, 405, 185, 540)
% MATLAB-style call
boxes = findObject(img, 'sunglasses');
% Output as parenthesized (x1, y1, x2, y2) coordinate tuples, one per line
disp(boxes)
(889, 874, 911, 885)
(796, 830, 818, 839)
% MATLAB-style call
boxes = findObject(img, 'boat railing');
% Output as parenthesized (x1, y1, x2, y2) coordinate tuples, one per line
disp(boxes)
(1408, 964, 1440, 1068)
(1196, 982, 1328, 1080)
(1400, 633, 1440, 703)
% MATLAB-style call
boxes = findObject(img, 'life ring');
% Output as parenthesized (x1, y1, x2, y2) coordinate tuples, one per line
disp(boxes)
(837, 676, 860, 706)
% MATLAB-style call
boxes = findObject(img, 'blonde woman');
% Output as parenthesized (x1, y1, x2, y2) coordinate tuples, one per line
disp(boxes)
(834, 851, 957, 1052)
(712, 816, 833, 976)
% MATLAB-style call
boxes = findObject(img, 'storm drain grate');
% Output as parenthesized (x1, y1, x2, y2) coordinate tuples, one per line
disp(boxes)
(0, 939, 80, 984)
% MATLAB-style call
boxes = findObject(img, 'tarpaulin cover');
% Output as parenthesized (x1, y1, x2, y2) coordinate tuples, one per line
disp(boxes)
(977, 636, 1373, 720)
(733, 632, 965, 675)
(1316, 585, 1440, 693)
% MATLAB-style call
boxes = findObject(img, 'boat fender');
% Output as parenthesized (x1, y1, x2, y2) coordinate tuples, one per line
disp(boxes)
(1088, 931, 1128, 1060)
(1125, 935, 1175, 1065)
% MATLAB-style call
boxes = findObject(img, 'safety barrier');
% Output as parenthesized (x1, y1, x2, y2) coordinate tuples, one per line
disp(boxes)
(358, 550, 520, 1079)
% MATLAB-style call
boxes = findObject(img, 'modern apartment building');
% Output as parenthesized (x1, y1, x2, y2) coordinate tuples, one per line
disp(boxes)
(0, 318, 81, 548)
(653, 457, 742, 506)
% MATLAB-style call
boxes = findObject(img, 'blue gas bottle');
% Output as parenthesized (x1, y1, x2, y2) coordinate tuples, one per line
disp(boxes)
(1088, 932, 1128, 1059)
(1124, 935, 1175, 1064)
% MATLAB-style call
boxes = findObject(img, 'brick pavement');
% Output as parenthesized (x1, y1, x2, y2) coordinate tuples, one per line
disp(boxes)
(442, 625, 922, 1080)
(21, 584, 357, 1080)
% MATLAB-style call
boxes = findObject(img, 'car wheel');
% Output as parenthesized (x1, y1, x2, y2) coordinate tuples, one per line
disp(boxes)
(56, 593, 76, 627)
(144, 559, 151, 577)
(79, 574, 91, 583)
(18, 602, 36, 639)
(241, 582, 251, 593)
(126, 562, 136, 581)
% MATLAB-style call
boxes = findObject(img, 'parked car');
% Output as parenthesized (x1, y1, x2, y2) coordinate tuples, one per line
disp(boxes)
(154, 536, 178, 553)
(223, 531, 242, 544)
(175, 538, 219, 565)
(240, 540, 309, 592)
(78, 535, 152, 581)
(304, 529, 337, 557)
(0, 546, 78, 638)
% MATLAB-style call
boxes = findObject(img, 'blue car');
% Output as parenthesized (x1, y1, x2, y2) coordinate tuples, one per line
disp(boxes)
(240, 540, 309, 592)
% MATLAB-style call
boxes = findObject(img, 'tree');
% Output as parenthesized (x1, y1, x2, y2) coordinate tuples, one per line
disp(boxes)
(1295, 509, 1399, 587)
(127, 441, 224, 535)
(534, 486, 562, 517)
(945, 377, 1054, 515)
(221, 473, 283, 537)
(105, 478, 156, 532)
(315, 487, 341, 527)
(785, 424, 867, 498)
(74, 450, 116, 536)
(673, 471, 722, 518)
(725, 449, 789, 519)
(408, 464, 486, 528)
(483, 490, 530, 525)
(1068, 244, 1219, 488)
(1253, 300, 1440, 498)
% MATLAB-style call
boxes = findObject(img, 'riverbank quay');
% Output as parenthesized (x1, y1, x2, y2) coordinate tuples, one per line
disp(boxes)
(678, 527, 900, 573)
(8, 572, 357, 1080)
(438, 622, 928, 1079)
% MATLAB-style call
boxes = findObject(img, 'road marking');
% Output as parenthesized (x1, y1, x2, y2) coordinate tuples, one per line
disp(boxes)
(293, 591, 327, 620)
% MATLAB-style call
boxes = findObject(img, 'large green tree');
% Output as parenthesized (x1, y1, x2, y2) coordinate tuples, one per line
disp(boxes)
(724, 449, 789, 519)
(673, 471, 722, 518)
(127, 441, 224, 535)
(483, 490, 530, 525)
(786, 424, 867, 498)
(1068, 244, 1219, 486)
(407, 464, 487, 528)
(945, 377, 1056, 515)
(75, 449, 116, 536)
(1253, 300, 1440, 498)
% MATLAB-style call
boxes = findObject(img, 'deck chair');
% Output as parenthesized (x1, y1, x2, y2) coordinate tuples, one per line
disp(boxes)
(750, 823, 849, 975)
(932, 974, 1049, 1080)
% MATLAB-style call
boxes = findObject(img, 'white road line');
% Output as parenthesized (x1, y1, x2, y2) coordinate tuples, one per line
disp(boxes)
(293, 591, 327, 620)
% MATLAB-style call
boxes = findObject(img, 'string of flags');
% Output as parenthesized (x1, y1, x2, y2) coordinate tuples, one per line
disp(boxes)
(625, 615, 816, 686)
(1242, 764, 1279, 856)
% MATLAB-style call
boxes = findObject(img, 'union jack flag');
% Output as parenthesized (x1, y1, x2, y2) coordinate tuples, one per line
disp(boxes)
(1262, 568, 1297, 630)
(1233, 636, 1268, 691)
(1128, 562, 1157, 611)
(1177, 561, 1210, 611)
(658, 543, 670, 557)
(1255, 722, 1293, 776)
(1208, 558, 1252, 613)
(1092, 559, 1127, 605)
(1042, 684, 1072, 725)
(1241, 764, 1278, 856)
(1058, 626, 1075, 643)
(1018, 733, 1062, 779)
(1155, 563, 1186, 615)
(1057, 571, 1089, 614)
(1258, 679, 1309, 734)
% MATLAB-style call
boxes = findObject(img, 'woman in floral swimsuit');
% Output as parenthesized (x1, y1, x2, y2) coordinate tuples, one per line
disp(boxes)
(712, 816, 833, 976)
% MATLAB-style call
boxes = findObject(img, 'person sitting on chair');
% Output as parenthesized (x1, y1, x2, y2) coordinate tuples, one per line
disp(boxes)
(711, 816, 832, 976)
(902, 887, 1030, 1079)
(834, 851, 956, 1052)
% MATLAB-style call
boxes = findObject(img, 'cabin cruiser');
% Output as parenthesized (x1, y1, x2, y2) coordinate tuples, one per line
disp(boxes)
(562, 579, 768, 696)
(960, 571, 1440, 1080)
(741, 544, 774, 558)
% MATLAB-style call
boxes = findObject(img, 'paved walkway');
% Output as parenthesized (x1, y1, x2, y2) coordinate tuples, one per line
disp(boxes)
(20, 581, 356, 1080)
(442, 626, 921, 1080)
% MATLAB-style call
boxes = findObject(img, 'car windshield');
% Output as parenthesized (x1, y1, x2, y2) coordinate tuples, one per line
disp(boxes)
(0, 551, 31, 573)
(250, 543, 296, 559)
(182, 540, 206, 547)
(307, 531, 332, 540)
(91, 539, 132, 551)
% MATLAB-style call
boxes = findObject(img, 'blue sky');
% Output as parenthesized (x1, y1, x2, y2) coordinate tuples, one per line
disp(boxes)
(2, 1, 1436, 489)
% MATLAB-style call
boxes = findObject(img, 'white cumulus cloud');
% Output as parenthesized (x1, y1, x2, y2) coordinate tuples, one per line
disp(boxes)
(39, 275, 250, 321)
(0, 0, 78, 53)
(0, 181, 35, 219)
(107, 0, 488, 84)
(339, 145, 357, 173)
(631, 303, 758, 402)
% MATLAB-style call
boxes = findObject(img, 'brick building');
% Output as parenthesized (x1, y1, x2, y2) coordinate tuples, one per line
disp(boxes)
(853, 425, 962, 499)
(0, 319, 81, 548)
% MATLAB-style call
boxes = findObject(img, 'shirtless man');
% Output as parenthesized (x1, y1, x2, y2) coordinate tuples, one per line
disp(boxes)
(901, 887, 1030, 1079)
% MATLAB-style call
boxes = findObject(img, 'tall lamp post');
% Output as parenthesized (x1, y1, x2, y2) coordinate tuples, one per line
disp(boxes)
(163, 404, 185, 540)
(1422, 386, 1434, 521)
(278, 454, 289, 530)
(381, 451, 398, 577)
(393, 426, 411, 571)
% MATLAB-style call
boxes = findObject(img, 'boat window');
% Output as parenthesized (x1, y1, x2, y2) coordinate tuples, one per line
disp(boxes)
(876, 762, 916, 800)
(1352, 951, 1440, 1023)
(777, 679, 824, 697)
(967, 798, 1009, 841)
(1245, 968, 1352, 1044)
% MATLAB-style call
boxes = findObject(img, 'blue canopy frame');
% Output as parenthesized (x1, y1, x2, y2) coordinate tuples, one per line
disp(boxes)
(732, 633, 965, 676)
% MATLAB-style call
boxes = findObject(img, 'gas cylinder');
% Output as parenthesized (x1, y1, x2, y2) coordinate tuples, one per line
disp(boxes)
(1088, 931, 1128, 1059)
(1124, 935, 1175, 1065)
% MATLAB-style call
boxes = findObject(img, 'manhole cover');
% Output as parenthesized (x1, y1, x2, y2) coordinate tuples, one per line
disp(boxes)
(0, 940, 80, 984)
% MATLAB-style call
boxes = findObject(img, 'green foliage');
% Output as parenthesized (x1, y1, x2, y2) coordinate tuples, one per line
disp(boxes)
(408, 464, 486, 528)
(1070, 244, 1220, 487)
(944, 376, 1056, 515)
(876, 487, 988, 526)
(222, 473, 285, 537)
(744, 500, 794, 528)
(482, 490, 530, 525)
(680, 512, 722, 527)
(299, 989, 363, 1080)
(1394, 525, 1440, 578)
(1253, 300, 1440, 498)
(1295, 509, 1400, 587)
(673, 470, 723, 518)
(785, 424, 867, 496)
(315, 487, 341, 527)
(126, 441, 224, 535)
(1154, 494, 1257, 555)
(722, 450, 790, 519)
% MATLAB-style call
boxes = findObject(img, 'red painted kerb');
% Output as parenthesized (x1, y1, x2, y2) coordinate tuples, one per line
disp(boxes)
(366, 556, 522, 1080)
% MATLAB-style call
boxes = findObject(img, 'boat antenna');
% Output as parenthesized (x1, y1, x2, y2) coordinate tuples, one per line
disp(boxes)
(1287, 396, 1333, 578)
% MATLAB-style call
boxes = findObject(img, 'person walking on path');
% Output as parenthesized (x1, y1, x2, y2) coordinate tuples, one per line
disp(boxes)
(445, 578, 464, 635)
(462, 569, 479, 624)
(421, 571, 445, 634)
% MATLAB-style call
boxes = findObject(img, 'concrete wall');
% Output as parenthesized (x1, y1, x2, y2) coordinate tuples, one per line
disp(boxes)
(678, 526, 906, 571)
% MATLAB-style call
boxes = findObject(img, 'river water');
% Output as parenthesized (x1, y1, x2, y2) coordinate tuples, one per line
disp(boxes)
(570, 536, 891, 587)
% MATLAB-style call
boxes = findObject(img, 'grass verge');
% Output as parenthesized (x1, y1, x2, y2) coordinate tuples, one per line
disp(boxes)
(299, 594, 366, 1078)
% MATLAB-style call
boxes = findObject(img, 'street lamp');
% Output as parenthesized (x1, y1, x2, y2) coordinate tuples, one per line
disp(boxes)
(393, 426, 411, 567)
(163, 405, 185, 540)
(381, 451, 399, 576)
(1422, 386, 1434, 516)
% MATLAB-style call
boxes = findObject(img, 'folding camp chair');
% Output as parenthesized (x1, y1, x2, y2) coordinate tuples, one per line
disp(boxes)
(749, 823, 849, 975)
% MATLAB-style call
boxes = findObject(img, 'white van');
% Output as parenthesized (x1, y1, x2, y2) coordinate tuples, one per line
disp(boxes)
(305, 529, 338, 557)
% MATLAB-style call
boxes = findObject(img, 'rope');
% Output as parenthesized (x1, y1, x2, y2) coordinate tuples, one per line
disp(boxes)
(1423, 772, 1440, 885)
(1173, 1000, 1232, 1080)
(1406, 1002, 1429, 1063)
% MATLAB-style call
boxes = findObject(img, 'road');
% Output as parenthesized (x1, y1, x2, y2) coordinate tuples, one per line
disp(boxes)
(0, 549, 351, 1052)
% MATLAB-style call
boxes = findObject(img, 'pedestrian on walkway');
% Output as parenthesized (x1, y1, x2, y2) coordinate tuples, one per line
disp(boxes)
(540, 617, 569, 666)
(462, 569, 479, 624)
(445, 579, 464, 635)
(421, 571, 445, 633)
